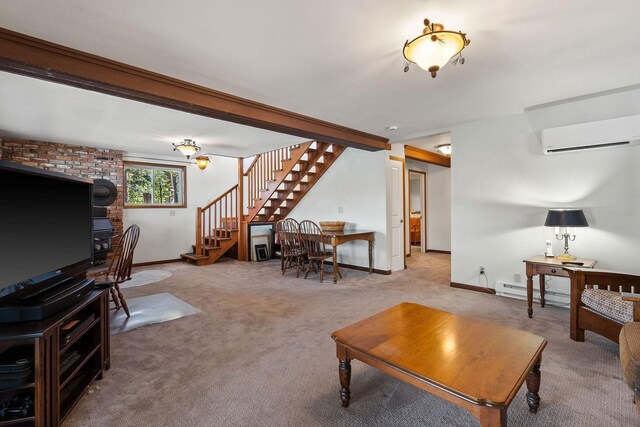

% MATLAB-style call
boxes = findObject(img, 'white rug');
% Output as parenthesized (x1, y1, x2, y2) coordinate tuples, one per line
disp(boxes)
(119, 269, 172, 289)
(110, 292, 200, 335)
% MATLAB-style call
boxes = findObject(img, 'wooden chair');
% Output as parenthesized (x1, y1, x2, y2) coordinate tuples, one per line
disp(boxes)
(275, 219, 306, 277)
(97, 224, 140, 317)
(567, 267, 640, 413)
(566, 267, 640, 343)
(620, 318, 640, 414)
(299, 220, 341, 283)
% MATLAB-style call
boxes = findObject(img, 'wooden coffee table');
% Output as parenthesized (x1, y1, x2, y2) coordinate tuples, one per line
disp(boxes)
(331, 303, 547, 426)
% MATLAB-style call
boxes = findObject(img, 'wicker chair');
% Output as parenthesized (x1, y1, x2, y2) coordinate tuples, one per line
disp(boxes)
(299, 220, 341, 283)
(275, 219, 306, 277)
(96, 224, 140, 317)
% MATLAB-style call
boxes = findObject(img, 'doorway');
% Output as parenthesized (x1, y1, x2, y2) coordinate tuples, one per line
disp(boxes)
(408, 170, 426, 255)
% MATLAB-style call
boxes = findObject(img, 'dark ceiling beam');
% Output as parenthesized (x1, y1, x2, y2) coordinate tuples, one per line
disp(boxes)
(404, 145, 451, 167)
(0, 27, 390, 152)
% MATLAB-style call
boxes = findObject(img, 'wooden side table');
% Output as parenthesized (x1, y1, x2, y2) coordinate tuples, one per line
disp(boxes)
(523, 255, 597, 318)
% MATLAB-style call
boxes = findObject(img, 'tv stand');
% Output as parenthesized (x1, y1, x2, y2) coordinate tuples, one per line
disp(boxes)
(0, 278, 95, 323)
(0, 287, 110, 426)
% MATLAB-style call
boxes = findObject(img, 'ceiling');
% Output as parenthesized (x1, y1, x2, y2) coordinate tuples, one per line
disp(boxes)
(0, 72, 305, 158)
(1, 0, 640, 156)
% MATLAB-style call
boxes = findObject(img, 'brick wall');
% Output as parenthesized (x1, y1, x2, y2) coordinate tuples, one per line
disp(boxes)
(0, 138, 124, 259)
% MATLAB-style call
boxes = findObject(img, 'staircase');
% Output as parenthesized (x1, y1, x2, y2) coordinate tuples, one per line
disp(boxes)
(181, 141, 345, 265)
(180, 185, 239, 266)
(245, 141, 345, 223)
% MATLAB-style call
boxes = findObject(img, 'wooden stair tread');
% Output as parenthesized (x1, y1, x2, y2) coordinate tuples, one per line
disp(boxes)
(180, 253, 209, 260)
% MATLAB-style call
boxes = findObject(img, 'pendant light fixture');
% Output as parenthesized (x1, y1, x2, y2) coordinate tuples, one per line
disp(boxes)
(435, 143, 452, 156)
(403, 18, 470, 78)
(172, 138, 200, 159)
(195, 155, 210, 170)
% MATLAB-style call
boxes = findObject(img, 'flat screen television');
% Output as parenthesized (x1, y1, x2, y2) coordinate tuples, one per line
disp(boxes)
(0, 160, 94, 321)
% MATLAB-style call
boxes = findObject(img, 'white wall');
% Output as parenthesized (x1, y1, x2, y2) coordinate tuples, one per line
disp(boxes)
(450, 87, 640, 291)
(426, 163, 451, 252)
(288, 148, 390, 271)
(123, 154, 238, 263)
(409, 177, 420, 212)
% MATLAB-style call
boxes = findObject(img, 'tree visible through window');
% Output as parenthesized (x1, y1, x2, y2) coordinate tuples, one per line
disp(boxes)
(124, 162, 186, 207)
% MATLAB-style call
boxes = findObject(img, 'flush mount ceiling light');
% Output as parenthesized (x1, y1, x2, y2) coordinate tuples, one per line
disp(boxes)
(403, 18, 470, 78)
(195, 155, 210, 170)
(172, 138, 200, 159)
(435, 143, 452, 156)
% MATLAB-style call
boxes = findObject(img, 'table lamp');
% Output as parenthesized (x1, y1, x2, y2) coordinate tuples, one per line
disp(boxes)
(544, 209, 589, 261)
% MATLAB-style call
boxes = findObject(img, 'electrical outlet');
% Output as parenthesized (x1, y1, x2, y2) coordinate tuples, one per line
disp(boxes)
(338, 206, 344, 213)
(479, 266, 485, 275)
(169, 210, 176, 216)
(514, 273, 522, 283)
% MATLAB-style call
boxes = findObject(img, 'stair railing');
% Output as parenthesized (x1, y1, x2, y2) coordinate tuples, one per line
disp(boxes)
(195, 184, 238, 257)
(243, 145, 298, 209)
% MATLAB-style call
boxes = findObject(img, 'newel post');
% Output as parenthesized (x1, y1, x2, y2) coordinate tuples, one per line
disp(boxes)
(195, 207, 202, 256)
(237, 157, 248, 261)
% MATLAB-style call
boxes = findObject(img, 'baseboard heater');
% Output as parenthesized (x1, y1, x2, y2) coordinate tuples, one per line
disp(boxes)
(495, 281, 570, 308)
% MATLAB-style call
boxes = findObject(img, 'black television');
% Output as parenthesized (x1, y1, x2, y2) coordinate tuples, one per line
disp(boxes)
(0, 160, 95, 322)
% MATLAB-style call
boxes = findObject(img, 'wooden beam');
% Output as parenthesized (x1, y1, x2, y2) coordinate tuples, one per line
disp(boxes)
(0, 27, 390, 152)
(404, 145, 451, 168)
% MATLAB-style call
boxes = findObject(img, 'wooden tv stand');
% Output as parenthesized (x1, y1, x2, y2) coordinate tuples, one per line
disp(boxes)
(0, 287, 110, 426)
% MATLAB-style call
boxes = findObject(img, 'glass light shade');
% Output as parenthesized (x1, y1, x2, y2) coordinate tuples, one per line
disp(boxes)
(404, 32, 465, 72)
(173, 139, 200, 159)
(176, 144, 198, 158)
(195, 156, 210, 170)
(435, 143, 452, 156)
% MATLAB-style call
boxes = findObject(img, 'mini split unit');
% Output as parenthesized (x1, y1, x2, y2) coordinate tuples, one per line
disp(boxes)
(541, 114, 640, 154)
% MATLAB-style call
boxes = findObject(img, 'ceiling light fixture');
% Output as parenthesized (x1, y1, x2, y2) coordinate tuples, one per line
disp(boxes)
(172, 138, 200, 159)
(435, 143, 452, 156)
(195, 155, 210, 170)
(403, 18, 470, 78)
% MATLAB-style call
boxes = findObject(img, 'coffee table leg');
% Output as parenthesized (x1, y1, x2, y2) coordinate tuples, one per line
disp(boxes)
(339, 359, 351, 407)
(526, 358, 541, 413)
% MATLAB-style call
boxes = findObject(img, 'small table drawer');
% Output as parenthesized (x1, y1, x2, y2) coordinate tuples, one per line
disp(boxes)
(535, 265, 568, 277)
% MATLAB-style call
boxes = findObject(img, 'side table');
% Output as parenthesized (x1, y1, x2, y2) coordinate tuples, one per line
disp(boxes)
(523, 255, 597, 318)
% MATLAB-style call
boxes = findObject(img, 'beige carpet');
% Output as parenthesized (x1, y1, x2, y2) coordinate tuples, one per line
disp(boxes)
(63, 253, 636, 426)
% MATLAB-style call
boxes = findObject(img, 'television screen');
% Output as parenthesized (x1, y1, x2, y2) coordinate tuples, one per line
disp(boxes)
(0, 162, 93, 300)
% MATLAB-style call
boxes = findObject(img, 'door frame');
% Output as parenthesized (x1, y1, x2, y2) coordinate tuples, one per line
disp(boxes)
(389, 155, 407, 269)
(408, 169, 427, 255)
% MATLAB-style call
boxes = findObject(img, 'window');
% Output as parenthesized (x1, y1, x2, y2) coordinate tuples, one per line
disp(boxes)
(124, 162, 186, 208)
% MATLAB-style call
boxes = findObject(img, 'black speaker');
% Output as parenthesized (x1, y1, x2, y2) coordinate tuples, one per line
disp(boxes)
(92, 179, 117, 206)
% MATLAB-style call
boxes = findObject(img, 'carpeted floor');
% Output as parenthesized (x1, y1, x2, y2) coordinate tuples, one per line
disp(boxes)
(63, 253, 636, 426)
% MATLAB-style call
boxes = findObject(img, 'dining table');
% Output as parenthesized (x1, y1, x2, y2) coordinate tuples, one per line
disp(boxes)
(320, 230, 375, 283)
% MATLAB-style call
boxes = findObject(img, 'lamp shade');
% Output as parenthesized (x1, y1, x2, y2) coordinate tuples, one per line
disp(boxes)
(195, 155, 210, 170)
(544, 209, 589, 227)
(173, 138, 200, 159)
(403, 19, 470, 78)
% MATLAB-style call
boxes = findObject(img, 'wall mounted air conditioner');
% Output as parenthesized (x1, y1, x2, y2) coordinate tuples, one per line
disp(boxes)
(541, 115, 640, 154)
